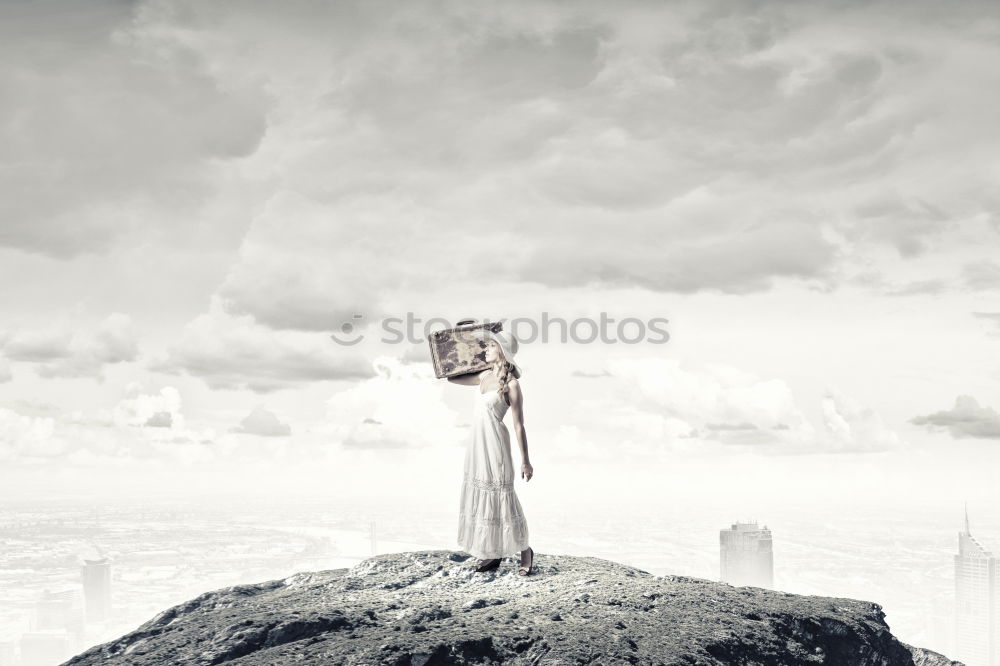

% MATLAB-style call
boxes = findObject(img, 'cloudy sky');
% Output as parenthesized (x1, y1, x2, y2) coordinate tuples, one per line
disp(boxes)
(1, 0, 999, 521)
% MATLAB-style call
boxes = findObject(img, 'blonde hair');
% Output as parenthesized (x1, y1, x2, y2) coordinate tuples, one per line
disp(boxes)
(491, 352, 521, 404)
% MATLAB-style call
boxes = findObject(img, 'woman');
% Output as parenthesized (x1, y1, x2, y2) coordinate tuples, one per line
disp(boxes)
(448, 329, 534, 575)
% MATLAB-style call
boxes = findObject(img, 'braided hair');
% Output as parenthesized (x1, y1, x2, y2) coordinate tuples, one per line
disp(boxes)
(491, 349, 521, 404)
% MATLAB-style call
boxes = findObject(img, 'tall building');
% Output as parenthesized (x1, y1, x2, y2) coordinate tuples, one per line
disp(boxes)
(954, 504, 998, 666)
(81, 558, 112, 622)
(720, 520, 773, 589)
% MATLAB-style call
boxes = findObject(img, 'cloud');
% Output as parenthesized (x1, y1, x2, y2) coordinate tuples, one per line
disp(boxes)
(910, 395, 1000, 439)
(571, 369, 612, 378)
(0, 0, 268, 259)
(0, 408, 67, 462)
(551, 357, 902, 458)
(0, 359, 10, 383)
(0, 384, 223, 468)
(400, 344, 431, 365)
(148, 296, 375, 392)
(1, 399, 61, 416)
(963, 261, 1000, 291)
(0, 383, 334, 477)
(819, 386, 901, 452)
(5, 0, 1000, 336)
(846, 196, 950, 258)
(72, 0, 993, 336)
(214, 193, 396, 333)
(882, 279, 951, 297)
(853, 265, 1000, 297)
(321, 356, 464, 450)
(105, 384, 184, 429)
(705, 422, 759, 431)
(0, 313, 139, 379)
(971, 312, 1000, 339)
(144, 412, 173, 428)
(230, 406, 291, 437)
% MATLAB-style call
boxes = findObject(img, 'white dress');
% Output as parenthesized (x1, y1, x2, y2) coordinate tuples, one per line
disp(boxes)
(456, 387, 530, 559)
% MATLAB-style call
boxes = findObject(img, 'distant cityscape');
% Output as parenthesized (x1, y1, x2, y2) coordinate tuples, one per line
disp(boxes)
(717, 507, 997, 666)
(0, 498, 994, 665)
(0, 498, 437, 666)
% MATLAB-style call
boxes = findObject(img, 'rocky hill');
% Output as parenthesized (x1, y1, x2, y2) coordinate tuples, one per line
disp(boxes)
(63, 550, 962, 665)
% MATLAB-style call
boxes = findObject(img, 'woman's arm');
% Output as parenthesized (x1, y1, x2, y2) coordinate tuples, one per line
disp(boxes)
(507, 379, 532, 480)
(447, 370, 486, 386)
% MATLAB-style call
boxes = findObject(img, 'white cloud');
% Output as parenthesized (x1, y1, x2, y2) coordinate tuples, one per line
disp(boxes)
(549, 356, 902, 458)
(819, 386, 901, 453)
(322, 356, 464, 450)
(231, 406, 291, 437)
(0, 408, 67, 462)
(106, 385, 184, 429)
(148, 296, 374, 392)
(0, 313, 139, 379)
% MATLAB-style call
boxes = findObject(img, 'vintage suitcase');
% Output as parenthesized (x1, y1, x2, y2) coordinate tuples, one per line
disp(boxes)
(428, 318, 503, 378)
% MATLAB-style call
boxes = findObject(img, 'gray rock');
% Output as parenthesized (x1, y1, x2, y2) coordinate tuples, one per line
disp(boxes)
(61, 550, 963, 665)
(905, 644, 965, 666)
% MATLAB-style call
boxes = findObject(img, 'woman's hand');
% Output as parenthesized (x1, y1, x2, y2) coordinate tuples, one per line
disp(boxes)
(521, 461, 533, 482)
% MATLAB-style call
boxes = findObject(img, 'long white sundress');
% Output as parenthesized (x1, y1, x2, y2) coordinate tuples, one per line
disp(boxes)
(456, 386, 530, 559)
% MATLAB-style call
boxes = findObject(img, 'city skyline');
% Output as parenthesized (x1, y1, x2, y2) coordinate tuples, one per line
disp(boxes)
(2, 495, 996, 664)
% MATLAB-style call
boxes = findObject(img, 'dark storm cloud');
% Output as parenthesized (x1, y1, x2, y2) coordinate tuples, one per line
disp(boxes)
(910, 395, 1000, 440)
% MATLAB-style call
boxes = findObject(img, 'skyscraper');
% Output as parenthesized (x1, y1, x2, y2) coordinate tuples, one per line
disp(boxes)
(80, 558, 112, 623)
(720, 520, 773, 589)
(954, 504, 998, 666)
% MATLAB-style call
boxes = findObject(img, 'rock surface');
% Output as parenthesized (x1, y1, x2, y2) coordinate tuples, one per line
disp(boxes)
(63, 550, 963, 665)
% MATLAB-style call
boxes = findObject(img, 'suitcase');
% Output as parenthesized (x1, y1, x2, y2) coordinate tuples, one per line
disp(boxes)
(428, 319, 503, 378)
